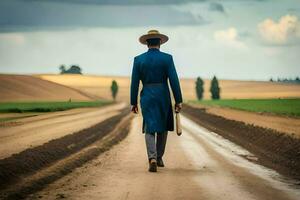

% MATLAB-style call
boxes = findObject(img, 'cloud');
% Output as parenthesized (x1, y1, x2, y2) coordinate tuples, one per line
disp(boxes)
(214, 27, 247, 49)
(0, 33, 26, 45)
(209, 2, 225, 13)
(172, 3, 211, 25)
(239, 30, 252, 39)
(258, 14, 300, 45)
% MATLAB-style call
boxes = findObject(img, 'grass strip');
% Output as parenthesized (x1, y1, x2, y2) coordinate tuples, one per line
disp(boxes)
(189, 98, 300, 117)
(0, 101, 112, 113)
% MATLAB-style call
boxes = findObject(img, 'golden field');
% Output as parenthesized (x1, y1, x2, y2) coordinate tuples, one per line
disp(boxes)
(0, 74, 92, 102)
(37, 74, 300, 102)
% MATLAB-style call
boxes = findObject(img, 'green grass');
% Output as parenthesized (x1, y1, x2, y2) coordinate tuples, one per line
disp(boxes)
(0, 101, 112, 113)
(189, 98, 300, 117)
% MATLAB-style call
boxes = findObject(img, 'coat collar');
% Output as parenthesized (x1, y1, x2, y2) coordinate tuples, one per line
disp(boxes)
(148, 48, 160, 52)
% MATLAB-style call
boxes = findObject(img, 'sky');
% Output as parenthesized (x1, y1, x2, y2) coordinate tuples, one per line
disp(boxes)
(0, 0, 299, 80)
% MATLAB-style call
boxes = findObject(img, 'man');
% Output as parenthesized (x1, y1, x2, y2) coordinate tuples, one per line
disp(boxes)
(130, 30, 183, 173)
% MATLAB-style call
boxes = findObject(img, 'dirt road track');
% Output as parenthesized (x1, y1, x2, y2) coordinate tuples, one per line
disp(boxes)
(0, 106, 131, 199)
(31, 115, 300, 200)
(0, 103, 126, 159)
(182, 104, 300, 180)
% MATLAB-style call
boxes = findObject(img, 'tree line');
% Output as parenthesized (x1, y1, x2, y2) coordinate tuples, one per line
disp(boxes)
(270, 77, 300, 84)
(196, 76, 221, 100)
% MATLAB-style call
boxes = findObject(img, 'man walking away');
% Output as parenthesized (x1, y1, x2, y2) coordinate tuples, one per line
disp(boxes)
(130, 30, 183, 172)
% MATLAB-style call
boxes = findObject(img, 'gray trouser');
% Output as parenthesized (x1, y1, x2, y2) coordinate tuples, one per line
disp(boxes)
(145, 131, 168, 161)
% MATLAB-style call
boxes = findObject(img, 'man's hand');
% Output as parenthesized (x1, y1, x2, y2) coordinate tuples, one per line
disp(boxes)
(131, 105, 139, 114)
(175, 103, 182, 113)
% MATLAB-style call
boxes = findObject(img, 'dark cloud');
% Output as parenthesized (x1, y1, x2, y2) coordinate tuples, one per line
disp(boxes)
(22, 0, 207, 5)
(0, 0, 209, 32)
(23, 0, 267, 5)
(0, 0, 267, 32)
(209, 2, 225, 13)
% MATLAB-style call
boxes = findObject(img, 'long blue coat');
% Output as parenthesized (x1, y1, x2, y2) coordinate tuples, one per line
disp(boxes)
(130, 48, 183, 134)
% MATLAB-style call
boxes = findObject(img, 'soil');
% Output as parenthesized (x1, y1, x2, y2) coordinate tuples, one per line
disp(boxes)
(182, 104, 300, 181)
(187, 103, 300, 137)
(1, 101, 300, 199)
(0, 108, 132, 199)
(29, 115, 299, 200)
(0, 103, 126, 159)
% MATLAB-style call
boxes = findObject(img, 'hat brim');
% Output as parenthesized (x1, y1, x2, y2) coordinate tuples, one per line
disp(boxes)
(139, 33, 169, 45)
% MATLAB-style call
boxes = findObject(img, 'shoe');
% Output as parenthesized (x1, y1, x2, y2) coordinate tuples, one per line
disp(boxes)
(157, 157, 165, 167)
(148, 158, 157, 172)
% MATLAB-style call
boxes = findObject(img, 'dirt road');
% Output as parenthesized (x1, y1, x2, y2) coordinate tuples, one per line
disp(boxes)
(0, 103, 126, 159)
(31, 115, 300, 200)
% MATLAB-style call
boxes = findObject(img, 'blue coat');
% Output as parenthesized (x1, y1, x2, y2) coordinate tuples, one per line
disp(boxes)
(130, 48, 183, 134)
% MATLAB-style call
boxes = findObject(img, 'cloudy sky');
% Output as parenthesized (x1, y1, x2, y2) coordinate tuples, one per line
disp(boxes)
(0, 0, 299, 80)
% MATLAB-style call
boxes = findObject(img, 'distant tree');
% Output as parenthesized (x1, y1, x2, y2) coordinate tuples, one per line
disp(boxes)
(111, 80, 119, 101)
(67, 65, 82, 74)
(59, 65, 82, 74)
(269, 78, 273, 82)
(59, 65, 66, 74)
(272, 76, 300, 84)
(210, 76, 220, 100)
(195, 77, 204, 100)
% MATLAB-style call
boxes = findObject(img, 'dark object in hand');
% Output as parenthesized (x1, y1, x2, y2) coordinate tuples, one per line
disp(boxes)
(175, 103, 182, 113)
(131, 105, 138, 114)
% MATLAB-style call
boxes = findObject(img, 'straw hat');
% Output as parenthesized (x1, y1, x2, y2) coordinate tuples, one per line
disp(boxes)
(139, 30, 169, 45)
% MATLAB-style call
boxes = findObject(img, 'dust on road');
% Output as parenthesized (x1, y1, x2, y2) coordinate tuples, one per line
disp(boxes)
(31, 115, 300, 200)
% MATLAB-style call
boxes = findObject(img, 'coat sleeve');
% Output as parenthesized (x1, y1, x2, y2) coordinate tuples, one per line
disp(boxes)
(130, 57, 140, 106)
(167, 55, 183, 104)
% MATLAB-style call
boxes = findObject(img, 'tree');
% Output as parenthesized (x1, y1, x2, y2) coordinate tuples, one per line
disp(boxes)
(210, 76, 220, 100)
(269, 78, 273, 82)
(68, 65, 82, 74)
(59, 65, 66, 74)
(111, 80, 118, 101)
(59, 64, 82, 74)
(195, 77, 204, 100)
